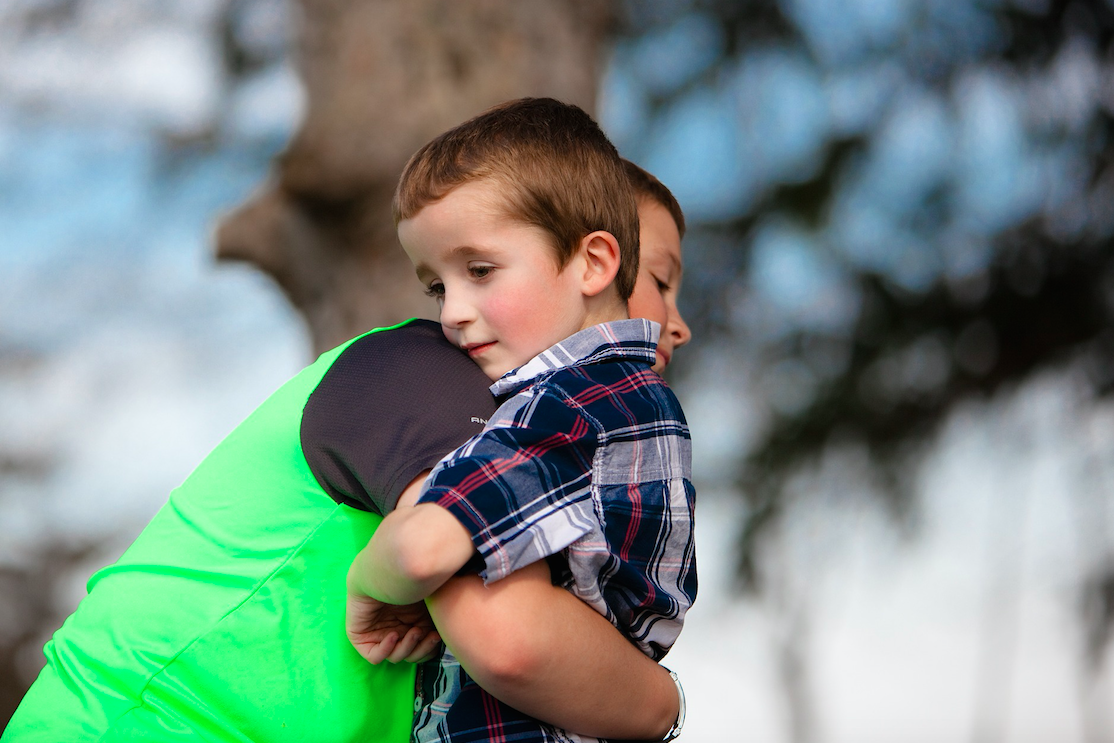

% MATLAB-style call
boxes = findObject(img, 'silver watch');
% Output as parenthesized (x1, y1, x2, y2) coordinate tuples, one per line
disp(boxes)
(662, 667, 686, 741)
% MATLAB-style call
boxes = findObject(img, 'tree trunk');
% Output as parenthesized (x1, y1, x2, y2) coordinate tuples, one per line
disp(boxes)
(215, 0, 614, 354)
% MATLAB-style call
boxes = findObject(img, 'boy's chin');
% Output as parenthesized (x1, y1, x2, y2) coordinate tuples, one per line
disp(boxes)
(477, 360, 512, 381)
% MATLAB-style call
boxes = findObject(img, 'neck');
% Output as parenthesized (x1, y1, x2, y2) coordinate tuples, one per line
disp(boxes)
(579, 292, 629, 331)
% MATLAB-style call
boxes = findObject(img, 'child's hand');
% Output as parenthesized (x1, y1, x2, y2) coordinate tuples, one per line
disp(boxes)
(346, 592, 442, 664)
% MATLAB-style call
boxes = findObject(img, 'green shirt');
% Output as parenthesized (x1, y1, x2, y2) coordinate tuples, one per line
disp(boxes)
(4, 320, 495, 742)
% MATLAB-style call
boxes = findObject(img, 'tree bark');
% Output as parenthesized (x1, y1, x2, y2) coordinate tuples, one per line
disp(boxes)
(216, 0, 614, 354)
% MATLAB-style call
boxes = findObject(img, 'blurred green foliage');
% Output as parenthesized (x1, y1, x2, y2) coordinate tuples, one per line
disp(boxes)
(612, 0, 1114, 595)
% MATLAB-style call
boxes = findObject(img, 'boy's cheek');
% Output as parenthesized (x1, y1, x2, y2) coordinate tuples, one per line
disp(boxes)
(486, 291, 544, 331)
(627, 285, 667, 329)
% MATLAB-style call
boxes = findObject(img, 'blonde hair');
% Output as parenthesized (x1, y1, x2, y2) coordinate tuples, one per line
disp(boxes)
(394, 98, 640, 299)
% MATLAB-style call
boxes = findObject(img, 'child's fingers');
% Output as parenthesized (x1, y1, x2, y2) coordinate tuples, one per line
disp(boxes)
(362, 632, 398, 665)
(385, 626, 425, 664)
(405, 631, 442, 663)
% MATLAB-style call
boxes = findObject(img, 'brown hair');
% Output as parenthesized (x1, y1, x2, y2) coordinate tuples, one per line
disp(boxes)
(623, 159, 686, 239)
(393, 97, 640, 299)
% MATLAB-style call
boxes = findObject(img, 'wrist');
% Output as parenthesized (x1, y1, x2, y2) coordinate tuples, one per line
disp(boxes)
(660, 666, 686, 741)
(645, 664, 680, 739)
(346, 549, 370, 597)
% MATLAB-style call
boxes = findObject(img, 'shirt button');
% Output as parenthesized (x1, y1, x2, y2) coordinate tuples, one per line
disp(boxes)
(414, 697, 423, 712)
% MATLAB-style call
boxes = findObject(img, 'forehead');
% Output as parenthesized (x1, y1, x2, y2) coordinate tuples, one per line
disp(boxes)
(402, 180, 516, 238)
(637, 200, 682, 264)
(398, 179, 559, 270)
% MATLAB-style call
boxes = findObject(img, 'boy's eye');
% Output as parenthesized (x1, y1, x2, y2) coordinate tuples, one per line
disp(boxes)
(425, 281, 445, 299)
(469, 265, 495, 279)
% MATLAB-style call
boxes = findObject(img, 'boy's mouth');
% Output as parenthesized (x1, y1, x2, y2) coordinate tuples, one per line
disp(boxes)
(462, 341, 496, 357)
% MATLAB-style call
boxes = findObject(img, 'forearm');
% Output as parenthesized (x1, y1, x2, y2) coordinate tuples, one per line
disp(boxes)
(426, 562, 679, 740)
(349, 503, 475, 605)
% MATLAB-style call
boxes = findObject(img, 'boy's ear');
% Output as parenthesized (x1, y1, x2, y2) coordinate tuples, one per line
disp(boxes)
(575, 231, 622, 298)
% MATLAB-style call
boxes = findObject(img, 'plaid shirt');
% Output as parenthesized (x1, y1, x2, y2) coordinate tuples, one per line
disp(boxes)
(412, 319, 697, 743)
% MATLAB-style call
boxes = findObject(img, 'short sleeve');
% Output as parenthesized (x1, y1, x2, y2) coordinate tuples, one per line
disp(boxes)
(417, 385, 600, 583)
(301, 321, 495, 515)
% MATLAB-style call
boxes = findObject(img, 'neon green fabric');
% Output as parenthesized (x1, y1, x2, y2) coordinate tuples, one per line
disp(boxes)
(4, 330, 414, 742)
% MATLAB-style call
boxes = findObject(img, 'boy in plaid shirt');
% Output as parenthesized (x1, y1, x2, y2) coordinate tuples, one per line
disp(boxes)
(347, 98, 696, 743)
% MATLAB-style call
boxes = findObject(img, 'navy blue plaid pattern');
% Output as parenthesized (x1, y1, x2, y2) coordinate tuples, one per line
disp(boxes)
(412, 319, 697, 743)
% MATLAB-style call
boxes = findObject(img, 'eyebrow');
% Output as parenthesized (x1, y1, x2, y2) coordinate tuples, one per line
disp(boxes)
(448, 245, 486, 259)
(652, 253, 682, 277)
(412, 245, 488, 280)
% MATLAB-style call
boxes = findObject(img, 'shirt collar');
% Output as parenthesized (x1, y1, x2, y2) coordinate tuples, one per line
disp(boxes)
(489, 319, 660, 397)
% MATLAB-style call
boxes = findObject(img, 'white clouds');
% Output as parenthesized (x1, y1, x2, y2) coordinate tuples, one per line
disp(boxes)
(0, 7, 219, 135)
(0, 0, 298, 140)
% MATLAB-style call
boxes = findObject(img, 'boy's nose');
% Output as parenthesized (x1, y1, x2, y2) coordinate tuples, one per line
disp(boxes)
(669, 311, 692, 350)
(439, 292, 475, 328)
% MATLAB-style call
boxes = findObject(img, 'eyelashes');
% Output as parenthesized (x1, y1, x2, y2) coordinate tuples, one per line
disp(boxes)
(422, 264, 496, 298)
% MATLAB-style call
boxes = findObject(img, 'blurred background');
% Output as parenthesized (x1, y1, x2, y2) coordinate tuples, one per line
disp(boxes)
(2, 0, 1114, 740)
